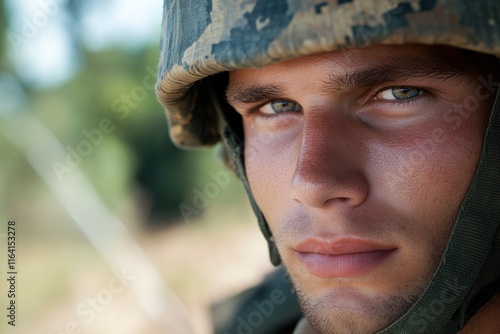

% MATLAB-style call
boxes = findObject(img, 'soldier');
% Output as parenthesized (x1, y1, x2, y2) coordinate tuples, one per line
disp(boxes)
(156, 1, 500, 333)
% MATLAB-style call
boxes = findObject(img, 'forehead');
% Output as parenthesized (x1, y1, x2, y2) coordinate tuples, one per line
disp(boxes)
(226, 44, 480, 108)
(226, 44, 475, 104)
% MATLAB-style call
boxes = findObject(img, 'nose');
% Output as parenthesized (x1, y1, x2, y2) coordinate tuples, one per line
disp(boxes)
(290, 113, 369, 209)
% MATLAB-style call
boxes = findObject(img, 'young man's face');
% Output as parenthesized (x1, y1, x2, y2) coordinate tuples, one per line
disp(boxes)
(226, 44, 496, 334)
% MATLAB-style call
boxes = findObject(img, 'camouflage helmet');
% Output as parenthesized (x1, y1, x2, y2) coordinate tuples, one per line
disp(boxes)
(156, 0, 500, 147)
(156, 1, 500, 333)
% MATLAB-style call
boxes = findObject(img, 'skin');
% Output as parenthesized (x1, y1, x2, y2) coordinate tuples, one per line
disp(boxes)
(226, 44, 497, 334)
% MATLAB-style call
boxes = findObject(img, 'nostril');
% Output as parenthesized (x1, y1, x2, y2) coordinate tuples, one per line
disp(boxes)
(291, 167, 370, 208)
(324, 197, 351, 206)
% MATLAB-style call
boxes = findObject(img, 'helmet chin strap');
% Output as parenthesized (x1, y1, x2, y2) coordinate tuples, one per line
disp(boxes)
(213, 83, 500, 332)
(212, 89, 282, 265)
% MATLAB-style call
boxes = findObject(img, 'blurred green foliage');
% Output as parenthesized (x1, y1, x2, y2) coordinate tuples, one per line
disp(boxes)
(0, 0, 6, 70)
(0, 0, 245, 229)
(47, 45, 205, 222)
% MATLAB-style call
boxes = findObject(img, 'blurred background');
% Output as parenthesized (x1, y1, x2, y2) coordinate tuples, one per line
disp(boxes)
(0, 1, 274, 333)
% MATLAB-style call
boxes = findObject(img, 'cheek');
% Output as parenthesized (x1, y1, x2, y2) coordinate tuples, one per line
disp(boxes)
(369, 107, 488, 229)
(243, 120, 296, 223)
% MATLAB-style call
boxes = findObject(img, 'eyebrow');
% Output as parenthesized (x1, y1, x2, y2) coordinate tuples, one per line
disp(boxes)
(328, 62, 465, 92)
(225, 60, 466, 107)
(226, 84, 285, 106)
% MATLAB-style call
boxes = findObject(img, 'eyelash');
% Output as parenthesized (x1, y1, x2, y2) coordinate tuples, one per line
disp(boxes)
(242, 86, 429, 119)
(370, 85, 429, 106)
(242, 98, 294, 117)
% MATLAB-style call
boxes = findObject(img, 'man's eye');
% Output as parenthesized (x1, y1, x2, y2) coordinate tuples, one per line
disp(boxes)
(375, 87, 423, 101)
(261, 100, 302, 114)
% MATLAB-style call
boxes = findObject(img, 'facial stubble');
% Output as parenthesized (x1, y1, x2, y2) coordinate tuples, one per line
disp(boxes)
(279, 221, 453, 334)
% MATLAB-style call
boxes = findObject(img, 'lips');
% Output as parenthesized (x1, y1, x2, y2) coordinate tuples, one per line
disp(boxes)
(294, 238, 397, 278)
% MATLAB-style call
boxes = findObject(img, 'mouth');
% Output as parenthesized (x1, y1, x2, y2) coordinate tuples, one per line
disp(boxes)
(294, 238, 397, 278)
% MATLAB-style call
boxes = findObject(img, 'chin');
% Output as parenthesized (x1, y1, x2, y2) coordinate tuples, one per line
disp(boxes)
(289, 271, 426, 334)
(297, 291, 414, 334)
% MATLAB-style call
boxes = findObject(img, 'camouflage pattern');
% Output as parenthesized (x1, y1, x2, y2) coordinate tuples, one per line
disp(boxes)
(156, 0, 500, 147)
